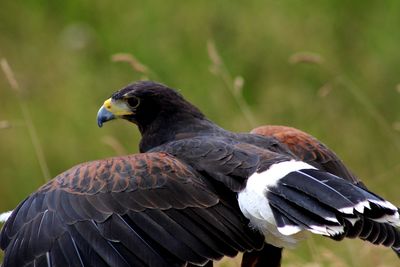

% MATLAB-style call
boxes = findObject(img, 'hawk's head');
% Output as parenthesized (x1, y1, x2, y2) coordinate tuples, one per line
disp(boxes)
(97, 81, 205, 134)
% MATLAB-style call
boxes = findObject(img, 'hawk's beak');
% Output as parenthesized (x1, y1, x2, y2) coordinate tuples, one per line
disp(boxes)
(97, 98, 133, 127)
(97, 106, 115, 127)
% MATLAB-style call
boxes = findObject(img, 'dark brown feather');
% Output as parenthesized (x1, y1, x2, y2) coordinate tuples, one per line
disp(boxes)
(0, 152, 263, 267)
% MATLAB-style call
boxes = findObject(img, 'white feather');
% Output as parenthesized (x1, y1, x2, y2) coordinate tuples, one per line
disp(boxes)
(238, 160, 316, 248)
(0, 210, 13, 223)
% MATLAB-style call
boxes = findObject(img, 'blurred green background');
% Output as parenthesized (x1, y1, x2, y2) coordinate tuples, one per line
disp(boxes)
(1, 1, 400, 266)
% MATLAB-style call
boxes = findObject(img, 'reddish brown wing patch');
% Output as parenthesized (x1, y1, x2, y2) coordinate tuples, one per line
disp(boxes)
(251, 126, 326, 161)
(40, 152, 201, 195)
(250, 125, 363, 186)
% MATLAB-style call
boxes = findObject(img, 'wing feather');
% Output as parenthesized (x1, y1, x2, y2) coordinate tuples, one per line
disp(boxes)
(0, 152, 262, 267)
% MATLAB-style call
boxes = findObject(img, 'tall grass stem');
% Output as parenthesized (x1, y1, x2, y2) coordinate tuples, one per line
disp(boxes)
(207, 40, 258, 128)
(1, 58, 51, 182)
(336, 76, 400, 152)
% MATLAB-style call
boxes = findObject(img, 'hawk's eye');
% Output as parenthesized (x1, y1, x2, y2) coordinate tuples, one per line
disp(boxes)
(127, 96, 140, 108)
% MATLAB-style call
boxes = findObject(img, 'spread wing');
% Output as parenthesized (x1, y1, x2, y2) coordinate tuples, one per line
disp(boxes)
(0, 153, 263, 267)
(250, 125, 365, 187)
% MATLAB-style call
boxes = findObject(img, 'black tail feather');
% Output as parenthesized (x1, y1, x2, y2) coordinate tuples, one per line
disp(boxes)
(266, 168, 400, 252)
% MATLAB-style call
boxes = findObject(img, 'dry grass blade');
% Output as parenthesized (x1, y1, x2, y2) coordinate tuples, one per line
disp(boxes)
(207, 41, 222, 67)
(112, 53, 149, 73)
(0, 120, 12, 129)
(289, 52, 323, 65)
(207, 40, 257, 128)
(318, 82, 333, 98)
(233, 76, 244, 96)
(111, 53, 159, 81)
(1, 58, 51, 182)
(0, 59, 21, 93)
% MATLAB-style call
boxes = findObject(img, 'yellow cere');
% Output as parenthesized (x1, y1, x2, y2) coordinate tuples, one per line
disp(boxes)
(103, 98, 134, 116)
(104, 98, 113, 110)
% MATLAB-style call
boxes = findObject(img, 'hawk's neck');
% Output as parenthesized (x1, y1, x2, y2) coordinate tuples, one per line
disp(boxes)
(138, 115, 228, 152)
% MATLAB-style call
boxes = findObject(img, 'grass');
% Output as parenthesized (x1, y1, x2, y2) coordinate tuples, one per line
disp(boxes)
(1, 1, 400, 265)
(207, 40, 258, 128)
(1, 59, 51, 182)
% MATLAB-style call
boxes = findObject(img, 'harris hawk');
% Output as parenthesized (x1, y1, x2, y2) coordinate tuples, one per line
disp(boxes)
(1, 81, 399, 267)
